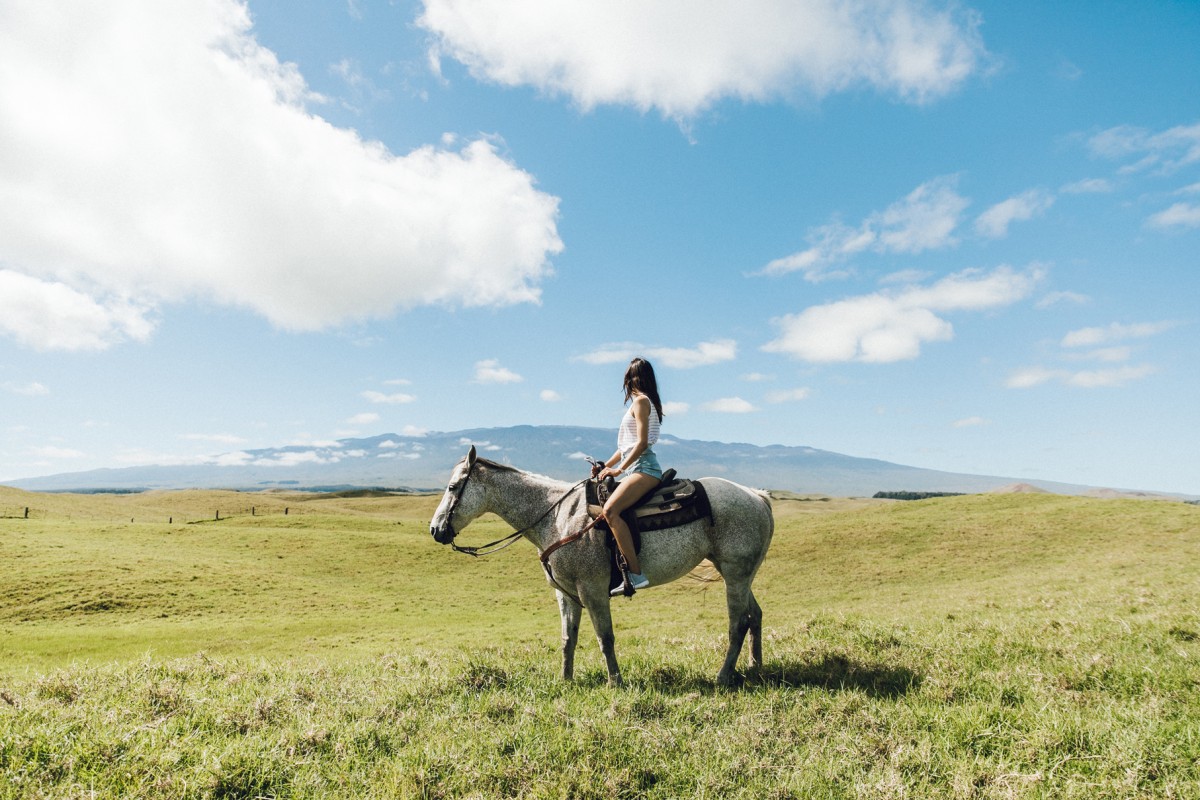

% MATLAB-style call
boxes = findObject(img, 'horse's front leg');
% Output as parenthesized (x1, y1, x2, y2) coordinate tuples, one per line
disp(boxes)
(557, 591, 582, 681)
(584, 597, 623, 687)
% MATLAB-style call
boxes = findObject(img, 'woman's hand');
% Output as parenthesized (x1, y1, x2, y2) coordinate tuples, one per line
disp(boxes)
(599, 466, 622, 480)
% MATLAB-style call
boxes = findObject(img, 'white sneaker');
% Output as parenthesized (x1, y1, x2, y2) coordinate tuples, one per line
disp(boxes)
(611, 572, 650, 596)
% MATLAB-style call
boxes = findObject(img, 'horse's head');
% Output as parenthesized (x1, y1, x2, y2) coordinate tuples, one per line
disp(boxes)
(430, 445, 482, 544)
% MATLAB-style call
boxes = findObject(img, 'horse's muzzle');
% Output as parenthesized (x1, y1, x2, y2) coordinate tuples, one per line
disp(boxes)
(431, 525, 455, 545)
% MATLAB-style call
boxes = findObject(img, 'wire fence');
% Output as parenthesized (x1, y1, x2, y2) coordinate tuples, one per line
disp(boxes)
(0, 503, 317, 525)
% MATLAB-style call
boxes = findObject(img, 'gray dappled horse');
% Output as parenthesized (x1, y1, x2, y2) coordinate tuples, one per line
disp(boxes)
(429, 446, 774, 687)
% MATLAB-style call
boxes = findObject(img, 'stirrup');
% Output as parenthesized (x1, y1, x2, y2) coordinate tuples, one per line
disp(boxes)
(610, 581, 634, 598)
(611, 570, 649, 597)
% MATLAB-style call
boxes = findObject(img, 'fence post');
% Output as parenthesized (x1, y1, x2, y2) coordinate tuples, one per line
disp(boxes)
(216, 510, 220, 521)
(24, 507, 29, 519)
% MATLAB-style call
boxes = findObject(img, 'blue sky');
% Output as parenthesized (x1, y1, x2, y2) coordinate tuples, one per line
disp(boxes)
(1, 0, 1197, 494)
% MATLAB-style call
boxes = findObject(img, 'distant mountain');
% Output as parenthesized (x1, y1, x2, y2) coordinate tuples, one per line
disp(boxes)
(8, 424, 1107, 496)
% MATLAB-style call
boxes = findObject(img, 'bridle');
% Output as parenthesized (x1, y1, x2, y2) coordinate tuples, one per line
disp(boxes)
(443, 457, 591, 558)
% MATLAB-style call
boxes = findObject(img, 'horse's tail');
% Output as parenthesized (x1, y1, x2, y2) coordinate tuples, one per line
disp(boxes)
(688, 558, 723, 584)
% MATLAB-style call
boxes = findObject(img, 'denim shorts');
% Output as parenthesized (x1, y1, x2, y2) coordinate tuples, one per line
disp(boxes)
(622, 448, 663, 480)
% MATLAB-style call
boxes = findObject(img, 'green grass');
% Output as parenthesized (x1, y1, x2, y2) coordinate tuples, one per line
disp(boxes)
(1, 486, 1198, 797)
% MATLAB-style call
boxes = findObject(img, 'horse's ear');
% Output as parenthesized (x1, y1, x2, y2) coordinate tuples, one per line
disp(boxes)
(467, 445, 477, 466)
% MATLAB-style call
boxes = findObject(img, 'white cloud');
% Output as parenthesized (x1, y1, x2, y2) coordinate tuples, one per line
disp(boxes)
(875, 176, 971, 253)
(1088, 122, 1200, 173)
(0, 271, 156, 351)
(1006, 365, 1157, 389)
(3, 381, 50, 397)
(1061, 321, 1176, 348)
(1035, 290, 1090, 309)
(419, 0, 986, 118)
(1059, 178, 1112, 194)
(645, 339, 738, 369)
(760, 176, 968, 280)
(764, 265, 1041, 363)
(473, 359, 523, 384)
(540, 389, 562, 402)
(213, 451, 253, 467)
(663, 401, 690, 416)
(330, 58, 389, 113)
(362, 390, 417, 404)
(1005, 367, 1059, 389)
(765, 388, 811, 403)
(1147, 202, 1200, 229)
(574, 339, 737, 369)
(0, 0, 561, 351)
(1066, 346, 1131, 363)
(951, 416, 987, 428)
(286, 436, 341, 448)
(1065, 367, 1156, 388)
(254, 450, 329, 467)
(974, 189, 1054, 238)
(759, 223, 866, 282)
(702, 397, 757, 414)
(384, 451, 423, 460)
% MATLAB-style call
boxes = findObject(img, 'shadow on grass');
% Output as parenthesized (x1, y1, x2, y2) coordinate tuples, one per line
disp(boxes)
(746, 653, 922, 697)
(608, 652, 922, 698)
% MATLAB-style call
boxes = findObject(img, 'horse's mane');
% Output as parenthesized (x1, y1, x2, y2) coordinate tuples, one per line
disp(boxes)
(474, 456, 521, 473)
(475, 456, 571, 486)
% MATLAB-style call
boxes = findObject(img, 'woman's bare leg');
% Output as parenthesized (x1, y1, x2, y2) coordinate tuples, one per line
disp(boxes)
(601, 472, 659, 575)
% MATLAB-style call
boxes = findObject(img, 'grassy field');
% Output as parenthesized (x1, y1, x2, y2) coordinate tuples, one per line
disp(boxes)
(1, 485, 1198, 798)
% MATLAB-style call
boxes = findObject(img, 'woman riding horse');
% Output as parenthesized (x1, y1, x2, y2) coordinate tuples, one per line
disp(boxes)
(591, 357, 665, 596)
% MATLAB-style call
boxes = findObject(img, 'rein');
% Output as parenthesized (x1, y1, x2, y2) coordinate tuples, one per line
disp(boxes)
(449, 473, 590, 558)
(445, 462, 601, 605)
(538, 517, 599, 564)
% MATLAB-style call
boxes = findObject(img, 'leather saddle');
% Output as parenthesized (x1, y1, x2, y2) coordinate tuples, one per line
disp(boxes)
(586, 469, 713, 594)
(586, 469, 713, 544)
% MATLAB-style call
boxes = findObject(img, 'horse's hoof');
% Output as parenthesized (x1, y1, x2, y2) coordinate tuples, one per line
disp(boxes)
(716, 670, 744, 689)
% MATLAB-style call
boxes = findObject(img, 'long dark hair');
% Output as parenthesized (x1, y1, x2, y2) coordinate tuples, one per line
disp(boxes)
(623, 357, 664, 422)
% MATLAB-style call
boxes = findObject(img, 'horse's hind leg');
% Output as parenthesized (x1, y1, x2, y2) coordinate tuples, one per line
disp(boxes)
(747, 591, 763, 670)
(717, 581, 755, 687)
(557, 592, 582, 681)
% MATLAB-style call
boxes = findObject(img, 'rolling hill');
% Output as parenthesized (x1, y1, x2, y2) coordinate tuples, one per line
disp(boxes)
(5, 424, 1122, 496)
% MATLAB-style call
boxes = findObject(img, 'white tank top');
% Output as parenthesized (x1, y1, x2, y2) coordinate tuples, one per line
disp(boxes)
(617, 400, 661, 454)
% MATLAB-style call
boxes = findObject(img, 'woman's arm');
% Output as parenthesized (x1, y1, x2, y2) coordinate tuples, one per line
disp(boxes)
(593, 447, 622, 476)
(600, 395, 650, 478)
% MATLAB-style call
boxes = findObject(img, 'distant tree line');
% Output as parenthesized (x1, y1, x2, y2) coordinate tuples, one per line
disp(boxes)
(873, 491, 967, 501)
